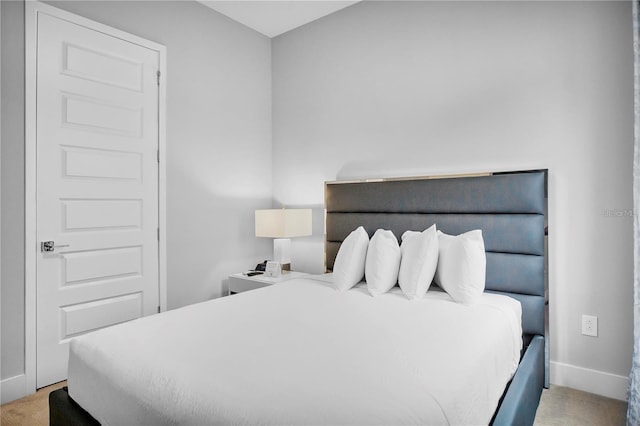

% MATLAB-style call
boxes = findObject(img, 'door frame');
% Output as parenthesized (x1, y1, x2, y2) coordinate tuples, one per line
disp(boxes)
(25, 1, 167, 393)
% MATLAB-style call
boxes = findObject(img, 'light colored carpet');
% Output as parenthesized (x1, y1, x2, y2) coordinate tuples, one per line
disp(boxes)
(535, 385, 628, 426)
(0, 382, 629, 425)
(0, 381, 66, 426)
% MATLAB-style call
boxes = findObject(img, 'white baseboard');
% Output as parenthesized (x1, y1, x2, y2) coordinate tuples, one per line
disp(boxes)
(551, 361, 629, 401)
(1, 374, 29, 404)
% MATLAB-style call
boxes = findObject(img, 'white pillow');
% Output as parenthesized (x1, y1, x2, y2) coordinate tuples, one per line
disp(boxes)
(434, 229, 486, 304)
(333, 226, 369, 291)
(365, 229, 401, 297)
(398, 225, 439, 300)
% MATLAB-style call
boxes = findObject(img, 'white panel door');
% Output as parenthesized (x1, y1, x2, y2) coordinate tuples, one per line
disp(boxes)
(36, 12, 160, 388)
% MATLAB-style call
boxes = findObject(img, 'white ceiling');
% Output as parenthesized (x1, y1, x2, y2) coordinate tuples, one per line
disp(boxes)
(198, 1, 360, 38)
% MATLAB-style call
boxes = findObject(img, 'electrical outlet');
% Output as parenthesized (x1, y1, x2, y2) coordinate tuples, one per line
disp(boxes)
(582, 314, 598, 337)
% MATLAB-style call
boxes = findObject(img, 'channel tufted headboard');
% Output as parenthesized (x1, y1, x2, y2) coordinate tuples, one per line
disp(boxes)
(325, 170, 549, 392)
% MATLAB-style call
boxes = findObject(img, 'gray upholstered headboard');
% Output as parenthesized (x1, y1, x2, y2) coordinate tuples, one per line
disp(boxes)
(325, 170, 548, 343)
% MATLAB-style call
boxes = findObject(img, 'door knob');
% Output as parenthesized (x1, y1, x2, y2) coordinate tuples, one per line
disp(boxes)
(40, 241, 70, 252)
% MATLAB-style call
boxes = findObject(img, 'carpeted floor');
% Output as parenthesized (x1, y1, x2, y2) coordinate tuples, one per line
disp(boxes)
(534, 385, 628, 426)
(0, 381, 66, 426)
(0, 382, 629, 425)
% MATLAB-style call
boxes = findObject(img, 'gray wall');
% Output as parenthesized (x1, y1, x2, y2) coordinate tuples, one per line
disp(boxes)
(272, 1, 634, 392)
(1, 0, 272, 381)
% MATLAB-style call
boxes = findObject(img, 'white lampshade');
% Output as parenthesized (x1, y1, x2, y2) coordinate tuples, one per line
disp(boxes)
(255, 209, 312, 238)
(255, 209, 312, 270)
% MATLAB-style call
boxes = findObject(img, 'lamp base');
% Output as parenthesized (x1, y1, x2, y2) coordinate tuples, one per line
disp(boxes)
(273, 238, 292, 270)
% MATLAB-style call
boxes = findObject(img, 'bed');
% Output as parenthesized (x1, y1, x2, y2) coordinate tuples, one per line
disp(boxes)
(50, 169, 548, 425)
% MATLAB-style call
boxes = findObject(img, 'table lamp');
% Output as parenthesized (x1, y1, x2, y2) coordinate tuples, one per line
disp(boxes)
(255, 208, 312, 271)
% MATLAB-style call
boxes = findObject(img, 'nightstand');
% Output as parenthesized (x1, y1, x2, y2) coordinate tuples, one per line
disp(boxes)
(228, 271, 308, 295)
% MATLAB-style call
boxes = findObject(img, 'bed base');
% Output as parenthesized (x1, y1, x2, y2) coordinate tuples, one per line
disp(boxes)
(492, 335, 545, 425)
(49, 386, 99, 426)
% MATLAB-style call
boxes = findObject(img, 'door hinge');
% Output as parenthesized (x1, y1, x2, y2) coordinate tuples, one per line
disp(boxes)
(157, 227, 160, 241)
(156, 70, 161, 86)
(157, 149, 160, 163)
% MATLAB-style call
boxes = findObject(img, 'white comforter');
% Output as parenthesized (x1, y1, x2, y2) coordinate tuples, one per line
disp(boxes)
(68, 275, 522, 425)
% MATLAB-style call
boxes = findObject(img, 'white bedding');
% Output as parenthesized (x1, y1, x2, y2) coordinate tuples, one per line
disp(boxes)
(68, 275, 522, 425)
